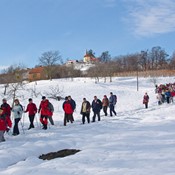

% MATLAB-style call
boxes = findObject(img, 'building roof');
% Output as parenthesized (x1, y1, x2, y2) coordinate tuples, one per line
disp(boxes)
(28, 66, 44, 74)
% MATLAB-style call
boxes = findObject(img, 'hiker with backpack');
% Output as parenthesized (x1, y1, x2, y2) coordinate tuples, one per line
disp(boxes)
(25, 98, 37, 129)
(109, 92, 117, 116)
(0, 108, 12, 142)
(1, 98, 12, 132)
(11, 99, 23, 136)
(62, 96, 73, 126)
(91, 96, 102, 122)
(48, 100, 54, 125)
(38, 96, 50, 130)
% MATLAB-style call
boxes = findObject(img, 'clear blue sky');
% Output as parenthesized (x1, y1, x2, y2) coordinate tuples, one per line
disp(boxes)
(0, 0, 175, 69)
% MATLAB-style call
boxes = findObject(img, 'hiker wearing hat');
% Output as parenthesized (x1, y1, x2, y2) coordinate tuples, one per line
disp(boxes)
(38, 96, 49, 130)
(25, 98, 37, 129)
(80, 98, 91, 124)
(102, 95, 109, 116)
(0, 108, 12, 142)
(62, 96, 73, 126)
(1, 98, 12, 132)
(11, 99, 23, 136)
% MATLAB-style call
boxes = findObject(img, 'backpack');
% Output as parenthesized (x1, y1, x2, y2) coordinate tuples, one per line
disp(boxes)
(20, 104, 24, 111)
(113, 95, 117, 105)
(48, 102, 54, 112)
(98, 99, 102, 109)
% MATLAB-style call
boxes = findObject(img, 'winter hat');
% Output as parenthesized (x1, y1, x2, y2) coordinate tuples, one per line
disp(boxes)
(42, 96, 46, 100)
(28, 98, 32, 101)
(2, 98, 7, 102)
(104, 95, 107, 97)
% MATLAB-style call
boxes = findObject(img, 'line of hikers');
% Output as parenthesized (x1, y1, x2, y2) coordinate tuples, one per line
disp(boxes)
(155, 83, 175, 105)
(0, 92, 117, 142)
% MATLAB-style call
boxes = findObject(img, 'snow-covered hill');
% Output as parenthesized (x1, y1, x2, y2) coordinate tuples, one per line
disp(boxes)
(1, 76, 175, 175)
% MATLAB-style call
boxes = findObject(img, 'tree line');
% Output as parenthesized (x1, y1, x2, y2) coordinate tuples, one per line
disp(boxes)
(0, 46, 175, 84)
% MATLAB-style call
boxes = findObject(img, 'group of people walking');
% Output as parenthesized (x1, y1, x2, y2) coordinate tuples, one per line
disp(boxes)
(79, 92, 117, 124)
(155, 83, 175, 105)
(0, 92, 117, 143)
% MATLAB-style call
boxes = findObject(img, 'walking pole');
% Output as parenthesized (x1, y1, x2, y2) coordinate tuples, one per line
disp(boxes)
(35, 113, 39, 127)
(22, 106, 25, 127)
(20, 119, 25, 134)
(38, 113, 42, 128)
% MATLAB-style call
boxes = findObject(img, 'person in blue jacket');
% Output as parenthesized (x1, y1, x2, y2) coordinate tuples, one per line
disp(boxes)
(91, 96, 102, 122)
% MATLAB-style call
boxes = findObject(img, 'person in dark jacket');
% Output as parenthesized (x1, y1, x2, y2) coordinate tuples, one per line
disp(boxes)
(91, 96, 102, 122)
(25, 98, 37, 129)
(80, 98, 91, 124)
(63, 97, 73, 126)
(165, 89, 171, 104)
(143, 92, 149, 108)
(109, 92, 117, 116)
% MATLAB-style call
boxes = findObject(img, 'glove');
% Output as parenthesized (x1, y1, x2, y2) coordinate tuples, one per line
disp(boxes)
(6, 128, 10, 132)
(17, 111, 20, 115)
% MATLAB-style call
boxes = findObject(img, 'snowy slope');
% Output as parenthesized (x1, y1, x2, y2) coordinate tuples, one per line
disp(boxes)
(0, 76, 175, 175)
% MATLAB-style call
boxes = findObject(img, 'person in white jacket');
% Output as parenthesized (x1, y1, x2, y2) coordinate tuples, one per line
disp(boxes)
(11, 99, 23, 136)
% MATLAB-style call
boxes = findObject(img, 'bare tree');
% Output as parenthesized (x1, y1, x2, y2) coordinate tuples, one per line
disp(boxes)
(4, 82, 26, 107)
(39, 50, 62, 80)
(43, 84, 64, 100)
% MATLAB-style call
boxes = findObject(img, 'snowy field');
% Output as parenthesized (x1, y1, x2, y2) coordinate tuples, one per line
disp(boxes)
(1, 76, 175, 175)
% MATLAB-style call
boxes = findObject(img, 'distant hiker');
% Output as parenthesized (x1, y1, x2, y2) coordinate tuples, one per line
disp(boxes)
(48, 101, 54, 125)
(102, 95, 109, 116)
(38, 96, 49, 130)
(0, 108, 12, 142)
(91, 96, 102, 122)
(68, 95, 76, 122)
(62, 97, 73, 126)
(143, 92, 149, 108)
(109, 92, 117, 116)
(11, 99, 23, 136)
(156, 93, 162, 105)
(1, 98, 12, 132)
(165, 89, 171, 104)
(80, 98, 91, 124)
(25, 98, 37, 129)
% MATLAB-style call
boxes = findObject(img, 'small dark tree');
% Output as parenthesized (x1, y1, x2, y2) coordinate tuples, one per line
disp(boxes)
(99, 51, 111, 62)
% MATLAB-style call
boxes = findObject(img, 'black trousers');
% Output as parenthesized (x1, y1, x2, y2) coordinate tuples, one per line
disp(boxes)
(109, 104, 116, 116)
(82, 112, 90, 124)
(29, 115, 35, 128)
(92, 111, 100, 122)
(103, 106, 108, 116)
(13, 118, 21, 135)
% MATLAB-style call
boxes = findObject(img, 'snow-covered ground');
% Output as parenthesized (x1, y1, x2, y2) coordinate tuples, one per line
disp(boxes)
(1, 76, 175, 175)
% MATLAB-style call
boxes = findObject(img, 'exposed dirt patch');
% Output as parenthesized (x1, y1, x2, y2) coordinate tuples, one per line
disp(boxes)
(39, 149, 81, 160)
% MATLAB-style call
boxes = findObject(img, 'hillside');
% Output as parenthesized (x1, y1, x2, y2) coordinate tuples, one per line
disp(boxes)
(0, 76, 175, 175)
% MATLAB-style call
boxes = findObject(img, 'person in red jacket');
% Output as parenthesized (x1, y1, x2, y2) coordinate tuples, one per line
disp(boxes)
(62, 97, 73, 126)
(1, 98, 12, 132)
(38, 96, 50, 130)
(25, 98, 37, 130)
(0, 108, 12, 142)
